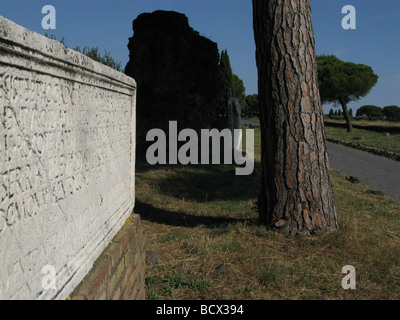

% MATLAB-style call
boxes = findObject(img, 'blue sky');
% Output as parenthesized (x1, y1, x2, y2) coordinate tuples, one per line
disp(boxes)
(1, 0, 399, 113)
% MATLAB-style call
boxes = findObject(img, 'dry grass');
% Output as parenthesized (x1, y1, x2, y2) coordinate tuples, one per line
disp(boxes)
(324, 126, 400, 154)
(136, 128, 400, 300)
(323, 117, 400, 155)
(325, 119, 400, 127)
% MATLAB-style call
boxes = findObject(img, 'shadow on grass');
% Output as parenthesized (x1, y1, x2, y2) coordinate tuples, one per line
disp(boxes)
(162, 164, 260, 201)
(135, 147, 261, 228)
(135, 200, 256, 228)
(137, 155, 261, 203)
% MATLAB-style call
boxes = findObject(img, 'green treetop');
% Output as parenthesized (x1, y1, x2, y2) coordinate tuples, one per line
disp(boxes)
(317, 55, 378, 132)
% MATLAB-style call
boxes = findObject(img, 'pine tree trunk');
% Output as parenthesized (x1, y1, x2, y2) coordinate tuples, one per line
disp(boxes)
(339, 100, 353, 132)
(253, 0, 338, 235)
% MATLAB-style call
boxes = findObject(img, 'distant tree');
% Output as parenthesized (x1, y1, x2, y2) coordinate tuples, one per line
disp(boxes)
(232, 74, 247, 112)
(317, 55, 378, 132)
(245, 94, 259, 118)
(338, 110, 342, 116)
(218, 49, 234, 119)
(383, 105, 400, 121)
(356, 105, 384, 120)
(334, 110, 338, 116)
(349, 108, 353, 118)
(217, 51, 248, 122)
(328, 109, 334, 118)
(43, 34, 123, 72)
(74, 46, 123, 72)
(219, 50, 233, 89)
(44, 33, 66, 46)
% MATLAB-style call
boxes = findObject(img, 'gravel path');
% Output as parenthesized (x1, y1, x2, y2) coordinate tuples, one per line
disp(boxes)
(242, 119, 400, 202)
(327, 142, 400, 202)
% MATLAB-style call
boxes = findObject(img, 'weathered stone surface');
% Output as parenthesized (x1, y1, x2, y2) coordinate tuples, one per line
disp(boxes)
(125, 10, 221, 143)
(0, 16, 136, 300)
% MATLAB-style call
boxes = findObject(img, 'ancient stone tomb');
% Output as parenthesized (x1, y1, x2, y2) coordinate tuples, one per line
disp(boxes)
(0, 16, 140, 299)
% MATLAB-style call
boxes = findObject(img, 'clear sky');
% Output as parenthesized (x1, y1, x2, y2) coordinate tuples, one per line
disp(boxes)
(1, 0, 399, 113)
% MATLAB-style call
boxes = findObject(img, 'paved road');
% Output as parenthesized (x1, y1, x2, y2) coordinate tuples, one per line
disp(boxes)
(242, 119, 400, 202)
(327, 142, 400, 202)
(242, 119, 260, 128)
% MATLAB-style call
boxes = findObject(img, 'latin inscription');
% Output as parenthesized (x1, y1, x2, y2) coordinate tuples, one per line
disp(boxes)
(0, 68, 133, 298)
(1, 71, 131, 231)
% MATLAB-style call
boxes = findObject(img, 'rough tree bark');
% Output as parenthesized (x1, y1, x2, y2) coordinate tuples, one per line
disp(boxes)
(253, 0, 338, 235)
(339, 99, 353, 132)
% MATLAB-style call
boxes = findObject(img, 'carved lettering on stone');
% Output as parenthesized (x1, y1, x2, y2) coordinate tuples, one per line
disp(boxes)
(0, 16, 136, 300)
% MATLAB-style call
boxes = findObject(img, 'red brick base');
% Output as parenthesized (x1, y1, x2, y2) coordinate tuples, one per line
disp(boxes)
(69, 214, 146, 300)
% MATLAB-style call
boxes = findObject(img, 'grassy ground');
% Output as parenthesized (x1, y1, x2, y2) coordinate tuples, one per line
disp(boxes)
(136, 127, 400, 300)
(325, 118, 400, 127)
(324, 118, 400, 155)
(249, 116, 400, 155)
(324, 126, 400, 154)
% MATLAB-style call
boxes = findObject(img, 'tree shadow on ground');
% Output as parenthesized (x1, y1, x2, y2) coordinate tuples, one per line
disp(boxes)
(153, 163, 261, 202)
(135, 146, 261, 228)
(135, 200, 256, 228)
(136, 145, 261, 202)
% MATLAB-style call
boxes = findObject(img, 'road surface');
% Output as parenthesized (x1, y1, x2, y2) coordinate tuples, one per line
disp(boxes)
(327, 142, 400, 202)
(242, 119, 400, 202)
